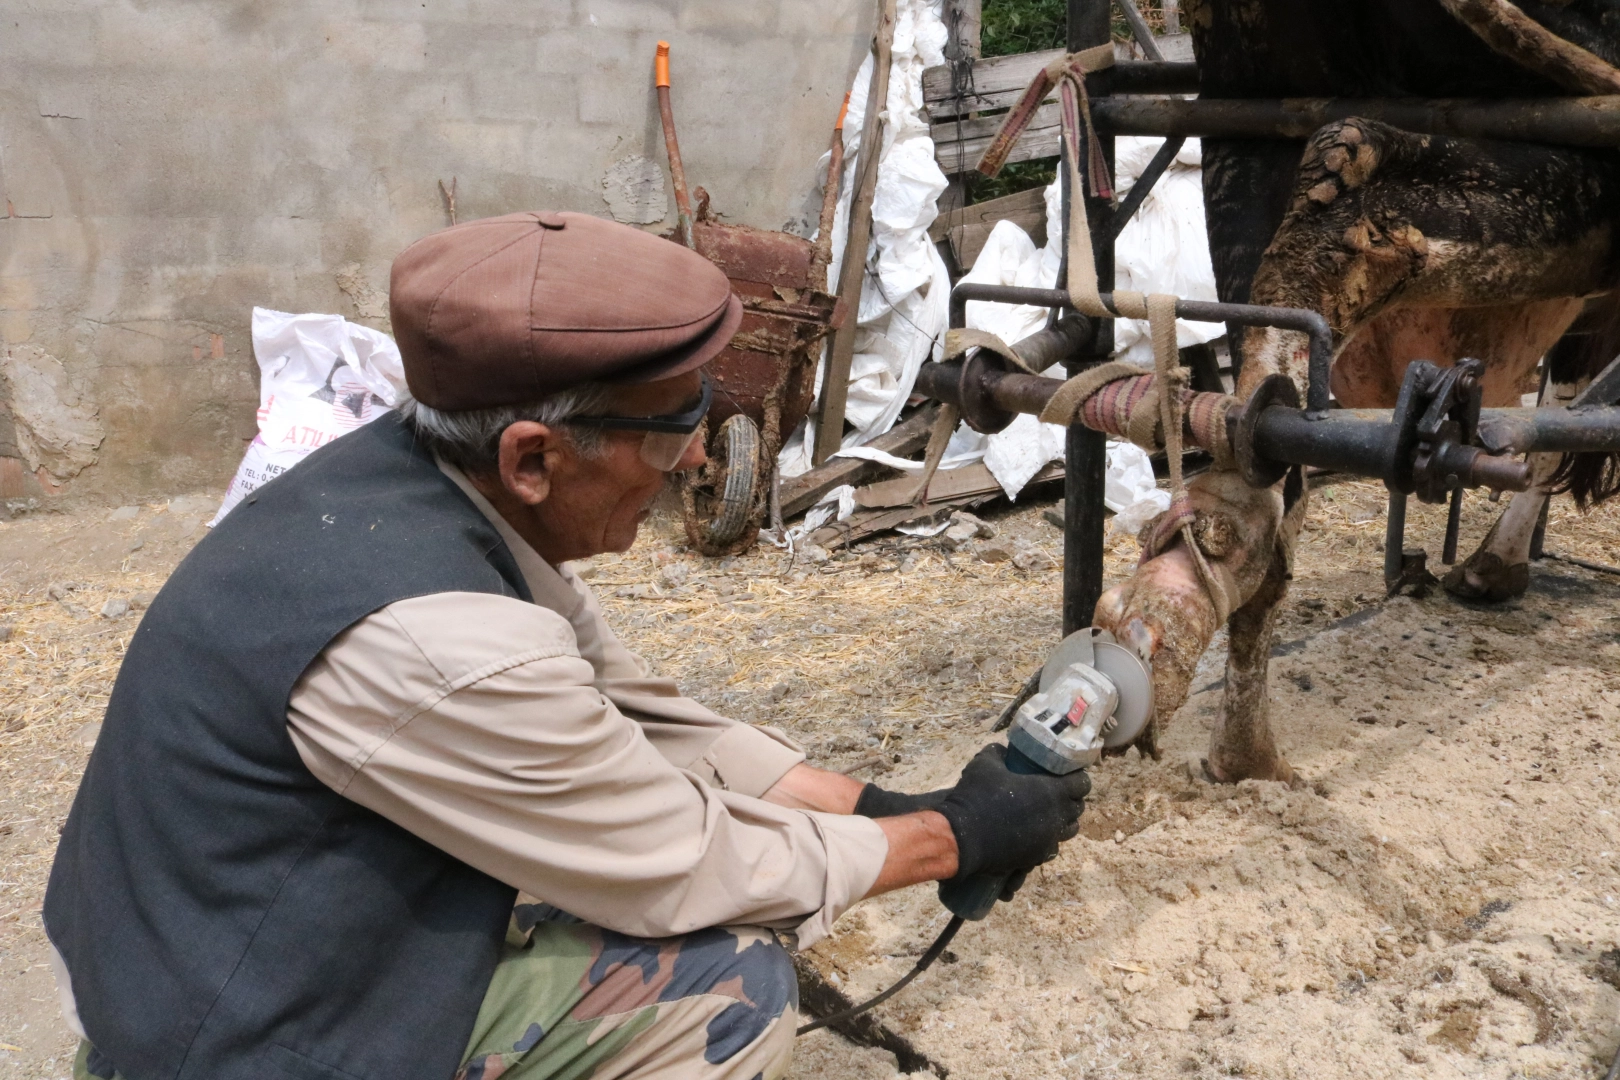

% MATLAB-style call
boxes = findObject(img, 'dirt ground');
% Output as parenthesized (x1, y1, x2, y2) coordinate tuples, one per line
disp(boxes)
(1, 479, 1618, 1079)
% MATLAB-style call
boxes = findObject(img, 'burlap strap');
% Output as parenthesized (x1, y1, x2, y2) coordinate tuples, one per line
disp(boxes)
(943, 327, 1039, 373)
(958, 45, 1235, 623)
(1037, 360, 1150, 427)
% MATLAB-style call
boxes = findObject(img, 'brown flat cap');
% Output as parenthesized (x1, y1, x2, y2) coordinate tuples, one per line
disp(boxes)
(390, 211, 742, 410)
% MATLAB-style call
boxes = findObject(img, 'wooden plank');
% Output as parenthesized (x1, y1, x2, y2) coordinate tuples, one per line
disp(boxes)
(814, 0, 897, 466)
(809, 462, 1065, 550)
(779, 406, 937, 519)
(927, 186, 1045, 241)
(1116, 32, 1194, 63)
(932, 101, 1059, 150)
(855, 460, 1063, 508)
(923, 48, 1063, 116)
(935, 117, 1061, 173)
(947, 215, 1045, 270)
(808, 504, 948, 550)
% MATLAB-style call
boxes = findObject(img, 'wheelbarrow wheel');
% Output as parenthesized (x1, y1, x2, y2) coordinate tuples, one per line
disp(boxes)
(705, 413, 760, 547)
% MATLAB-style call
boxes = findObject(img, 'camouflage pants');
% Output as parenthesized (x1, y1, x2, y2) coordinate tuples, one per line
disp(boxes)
(75, 910, 798, 1080)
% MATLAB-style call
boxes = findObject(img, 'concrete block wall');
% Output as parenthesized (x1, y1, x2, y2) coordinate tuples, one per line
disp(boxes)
(0, 0, 872, 507)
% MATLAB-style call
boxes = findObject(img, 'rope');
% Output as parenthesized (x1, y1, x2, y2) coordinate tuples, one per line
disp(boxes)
(966, 43, 1234, 622)
(1146, 294, 1232, 621)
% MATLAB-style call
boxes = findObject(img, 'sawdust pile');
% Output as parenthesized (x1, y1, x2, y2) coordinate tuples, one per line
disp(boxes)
(1, 483, 1618, 1080)
(589, 482, 1620, 1080)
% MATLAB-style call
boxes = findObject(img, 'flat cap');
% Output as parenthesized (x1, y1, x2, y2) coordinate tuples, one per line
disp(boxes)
(390, 211, 742, 410)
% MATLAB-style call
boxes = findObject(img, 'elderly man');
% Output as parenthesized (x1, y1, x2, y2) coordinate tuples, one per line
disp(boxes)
(44, 213, 1089, 1080)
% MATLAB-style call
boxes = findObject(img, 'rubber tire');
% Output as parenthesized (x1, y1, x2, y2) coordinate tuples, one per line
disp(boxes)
(706, 413, 760, 546)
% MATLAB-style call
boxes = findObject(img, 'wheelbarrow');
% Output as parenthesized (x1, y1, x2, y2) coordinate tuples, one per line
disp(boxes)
(655, 42, 847, 555)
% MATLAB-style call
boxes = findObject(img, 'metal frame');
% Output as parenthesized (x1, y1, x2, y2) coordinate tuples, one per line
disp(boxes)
(949, 283, 1335, 413)
(1061, 0, 1112, 637)
(927, 0, 1620, 630)
(912, 359, 1620, 474)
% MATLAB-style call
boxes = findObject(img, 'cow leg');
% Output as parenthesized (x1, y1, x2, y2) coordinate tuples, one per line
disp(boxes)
(1442, 487, 1545, 601)
(1097, 118, 1617, 779)
(1095, 471, 1293, 771)
(1445, 349, 1594, 600)
(1207, 522, 1295, 785)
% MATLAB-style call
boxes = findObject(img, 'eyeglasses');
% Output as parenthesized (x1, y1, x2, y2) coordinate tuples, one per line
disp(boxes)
(569, 373, 713, 470)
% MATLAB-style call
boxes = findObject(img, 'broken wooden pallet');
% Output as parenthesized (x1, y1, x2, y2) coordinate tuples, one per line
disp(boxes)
(779, 406, 937, 519)
(808, 462, 1064, 550)
(855, 460, 1063, 509)
(927, 186, 1047, 270)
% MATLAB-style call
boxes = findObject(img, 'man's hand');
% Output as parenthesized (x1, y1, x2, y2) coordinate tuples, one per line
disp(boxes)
(936, 744, 1090, 883)
(858, 743, 1089, 900)
(759, 764, 962, 899)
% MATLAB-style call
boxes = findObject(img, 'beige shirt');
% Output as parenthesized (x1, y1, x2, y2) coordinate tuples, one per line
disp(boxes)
(52, 464, 887, 1038)
(284, 462, 888, 946)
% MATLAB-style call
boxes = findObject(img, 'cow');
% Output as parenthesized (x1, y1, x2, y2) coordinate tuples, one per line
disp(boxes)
(1092, 0, 1620, 783)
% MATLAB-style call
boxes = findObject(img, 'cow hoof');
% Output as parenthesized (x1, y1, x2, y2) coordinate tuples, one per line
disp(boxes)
(1442, 551, 1529, 602)
(1204, 753, 1298, 787)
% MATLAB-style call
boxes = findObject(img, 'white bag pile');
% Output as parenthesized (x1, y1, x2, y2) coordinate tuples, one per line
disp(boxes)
(778, 0, 953, 475)
(784, 0, 1224, 536)
(210, 308, 406, 526)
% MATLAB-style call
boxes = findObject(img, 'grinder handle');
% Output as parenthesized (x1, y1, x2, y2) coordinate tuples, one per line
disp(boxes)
(936, 744, 1046, 921)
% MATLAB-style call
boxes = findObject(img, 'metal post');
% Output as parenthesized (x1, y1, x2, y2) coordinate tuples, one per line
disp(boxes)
(1383, 489, 1408, 588)
(1062, 0, 1112, 636)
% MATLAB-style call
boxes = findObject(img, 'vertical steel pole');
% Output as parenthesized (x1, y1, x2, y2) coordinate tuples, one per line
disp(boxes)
(1383, 490, 1408, 588)
(1062, 0, 1113, 636)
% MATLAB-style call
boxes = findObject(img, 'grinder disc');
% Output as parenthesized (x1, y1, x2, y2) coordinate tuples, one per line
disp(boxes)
(1039, 628, 1155, 750)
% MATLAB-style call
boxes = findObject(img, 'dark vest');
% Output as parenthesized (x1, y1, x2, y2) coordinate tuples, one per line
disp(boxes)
(45, 416, 528, 1080)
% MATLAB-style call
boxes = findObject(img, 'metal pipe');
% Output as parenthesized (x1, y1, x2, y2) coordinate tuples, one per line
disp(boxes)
(1443, 488, 1464, 564)
(1252, 408, 1531, 489)
(654, 42, 696, 250)
(949, 282, 1336, 415)
(1383, 491, 1408, 586)
(1478, 407, 1620, 454)
(1005, 315, 1095, 370)
(1105, 136, 1185, 242)
(915, 361, 1056, 415)
(1115, 0, 1164, 62)
(1091, 95, 1620, 148)
(810, 93, 851, 283)
(913, 359, 1620, 481)
(1106, 61, 1200, 95)
(1064, 0, 1112, 637)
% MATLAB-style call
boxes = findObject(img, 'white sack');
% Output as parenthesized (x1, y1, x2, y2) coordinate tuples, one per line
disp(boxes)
(1109, 137, 1225, 366)
(779, 0, 951, 478)
(958, 139, 1217, 507)
(211, 308, 406, 526)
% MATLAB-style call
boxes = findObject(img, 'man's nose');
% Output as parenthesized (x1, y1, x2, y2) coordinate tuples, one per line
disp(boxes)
(674, 434, 707, 473)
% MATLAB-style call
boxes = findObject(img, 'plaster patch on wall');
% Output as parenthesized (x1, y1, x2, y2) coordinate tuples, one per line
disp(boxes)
(1, 345, 105, 482)
(601, 155, 669, 225)
(335, 264, 391, 323)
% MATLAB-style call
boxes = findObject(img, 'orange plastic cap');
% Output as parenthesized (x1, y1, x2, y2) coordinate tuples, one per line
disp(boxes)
(655, 41, 671, 87)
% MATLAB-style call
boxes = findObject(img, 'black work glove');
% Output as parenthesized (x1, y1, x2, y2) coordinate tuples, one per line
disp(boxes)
(853, 783, 952, 818)
(936, 744, 1091, 883)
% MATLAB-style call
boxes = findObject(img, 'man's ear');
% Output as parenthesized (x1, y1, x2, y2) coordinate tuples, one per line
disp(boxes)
(496, 421, 567, 506)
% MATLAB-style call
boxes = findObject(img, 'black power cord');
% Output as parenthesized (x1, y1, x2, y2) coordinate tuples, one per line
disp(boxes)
(796, 915, 965, 1036)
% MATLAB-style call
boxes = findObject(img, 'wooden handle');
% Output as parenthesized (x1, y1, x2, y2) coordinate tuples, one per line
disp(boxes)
(655, 41, 671, 88)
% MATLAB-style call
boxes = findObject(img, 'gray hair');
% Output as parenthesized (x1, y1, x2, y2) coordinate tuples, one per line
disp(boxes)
(396, 383, 620, 473)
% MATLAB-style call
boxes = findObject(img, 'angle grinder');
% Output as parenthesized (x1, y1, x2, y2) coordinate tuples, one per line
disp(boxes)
(938, 627, 1154, 920)
(798, 627, 1155, 1037)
